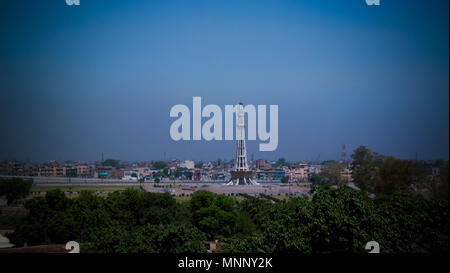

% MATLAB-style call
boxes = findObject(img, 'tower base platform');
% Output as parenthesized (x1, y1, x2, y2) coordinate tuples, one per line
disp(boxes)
(225, 170, 260, 185)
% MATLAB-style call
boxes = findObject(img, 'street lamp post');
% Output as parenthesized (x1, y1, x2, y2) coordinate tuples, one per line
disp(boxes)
(288, 177, 291, 198)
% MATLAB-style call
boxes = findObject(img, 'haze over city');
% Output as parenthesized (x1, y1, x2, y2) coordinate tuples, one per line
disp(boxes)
(0, 0, 448, 162)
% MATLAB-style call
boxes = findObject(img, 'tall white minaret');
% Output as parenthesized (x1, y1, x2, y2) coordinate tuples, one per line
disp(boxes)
(235, 103, 249, 171)
(227, 102, 258, 186)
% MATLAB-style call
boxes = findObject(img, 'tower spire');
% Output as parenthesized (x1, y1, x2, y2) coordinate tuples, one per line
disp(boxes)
(235, 103, 248, 171)
(226, 102, 258, 186)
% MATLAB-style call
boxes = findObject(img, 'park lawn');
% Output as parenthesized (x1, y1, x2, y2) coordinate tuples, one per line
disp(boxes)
(31, 185, 140, 192)
(29, 185, 142, 198)
(174, 195, 191, 203)
(174, 194, 247, 203)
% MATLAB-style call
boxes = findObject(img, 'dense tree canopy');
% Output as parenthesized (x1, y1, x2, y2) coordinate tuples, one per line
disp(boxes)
(190, 190, 238, 239)
(102, 159, 120, 168)
(0, 178, 33, 205)
(310, 161, 345, 185)
(6, 185, 448, 253)
(350, 146, 443, 196)
(152, 161, 168, 170)
(222, 186, 449, 253)
(351, 146, 385, 192)
(8, 189, 206, 253)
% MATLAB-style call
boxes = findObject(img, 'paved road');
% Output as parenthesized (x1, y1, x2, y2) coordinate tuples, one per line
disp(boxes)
(1, 176, 311, 196)
(1, 175, 293, 185)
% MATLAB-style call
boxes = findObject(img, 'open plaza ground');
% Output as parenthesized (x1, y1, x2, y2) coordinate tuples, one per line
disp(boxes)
(143, 182, 311, 197)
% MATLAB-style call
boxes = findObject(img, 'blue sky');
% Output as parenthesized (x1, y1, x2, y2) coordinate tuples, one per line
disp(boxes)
(0, 0, 448, 162)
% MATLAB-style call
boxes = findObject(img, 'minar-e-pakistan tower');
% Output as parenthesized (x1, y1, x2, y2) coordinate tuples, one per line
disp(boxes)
(227, 102, 259, 186)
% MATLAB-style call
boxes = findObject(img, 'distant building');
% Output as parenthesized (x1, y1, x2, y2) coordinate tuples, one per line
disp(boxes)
(168, 160, 180, 169)
(17, 163, 39, 176)
(256, 168, 286, 181)
(341, 168, 353, 182)
(272, 169, 286, 181)
(38, 166, 54, 177)
(287, 167, 308, 181)
(77, 164, 91, 178)
(194, 168, 202, 181)
(215, 171, 226, 181)
(308, 165, 322, 175)
(95, 166, 114, 178)
(65, 167, 77, 177)
(38, 166, 75, 177)
(432, 167, 440, 177)
(180, 160, 195, 170)
(122, 170, 139, 181)
(256, 159, 270, 170)
(53, 167, 66, 177)
(203, 162, 214, 169)
(136, 167, 151, 178)
(112, 169, 125, 179)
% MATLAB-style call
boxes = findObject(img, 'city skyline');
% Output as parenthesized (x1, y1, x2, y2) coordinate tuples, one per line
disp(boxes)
(0, 0, 448, 162)
(0, 149, 445, 165)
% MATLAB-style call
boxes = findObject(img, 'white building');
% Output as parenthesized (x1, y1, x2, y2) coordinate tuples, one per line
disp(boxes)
(287, 167, 309, 181)
(122, 170, 139, 181)
(180, 160, 195, 170)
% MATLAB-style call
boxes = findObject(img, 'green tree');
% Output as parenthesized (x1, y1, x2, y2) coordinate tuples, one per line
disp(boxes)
(307, 185, 380, 253)
(190, 190, 238, 239)
(273, 158, 289, 167)
(237, 194, 273, 227)
(152, 161, 168, 170)
(229, 185, 449, 253)
(7, 177, 449, 254)
(0, 178, 33, 205)
(374, 190, 449, 253)
(8, 190, 75, 246)
(102, 159, 120, 168)
(310, 174, 324, 185)
(376, 157, 424, 194)
(320, 161, 344, 185)
(88, 223, 207, 253)
(45, 189, 71, 210)
(234, 212, 257, 239)
(351, 146, 384, 192)
(351, 146, 426, 195)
